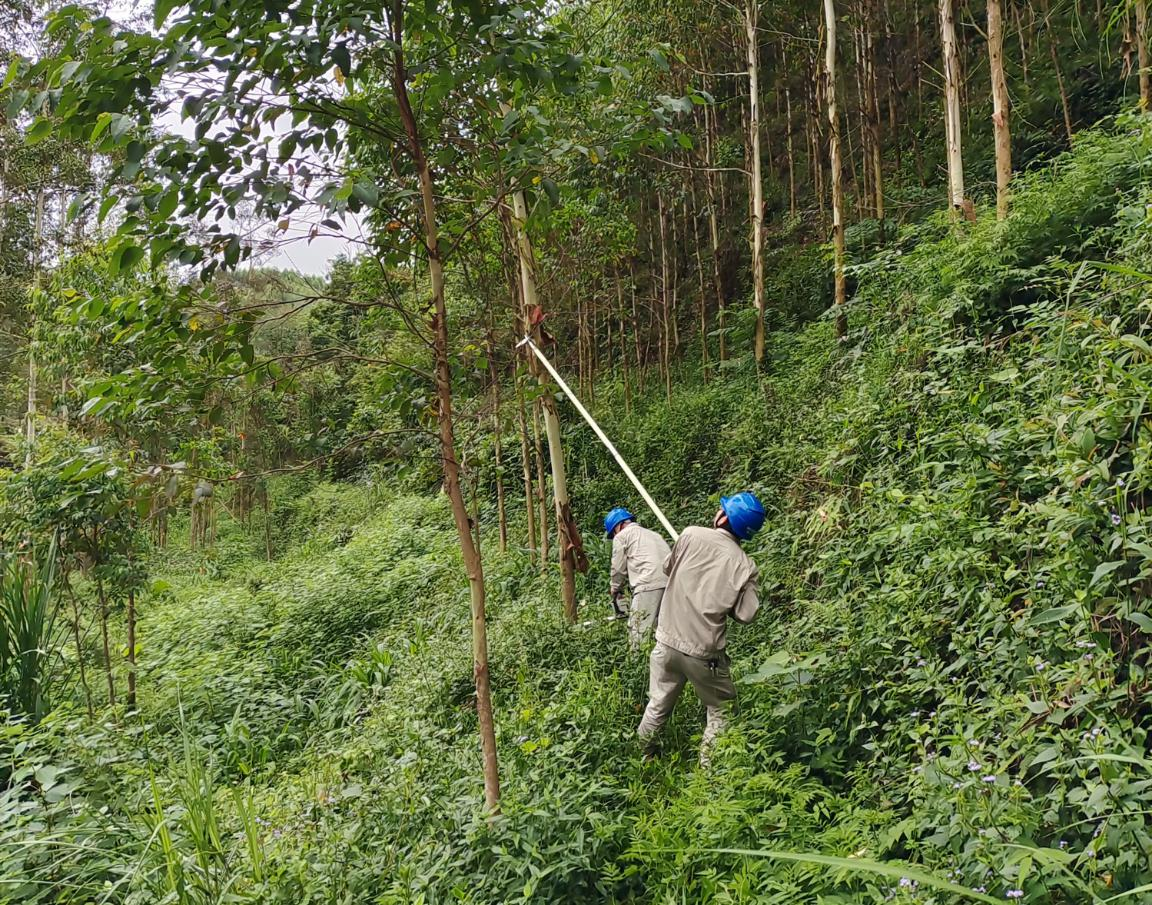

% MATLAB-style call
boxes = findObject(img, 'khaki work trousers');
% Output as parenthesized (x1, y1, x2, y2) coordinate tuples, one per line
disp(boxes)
(628, 588, 664, 652)
(637, 641, 736, 763)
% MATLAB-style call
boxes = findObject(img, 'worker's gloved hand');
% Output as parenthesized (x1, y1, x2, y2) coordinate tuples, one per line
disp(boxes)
(610, 592, 627, 619)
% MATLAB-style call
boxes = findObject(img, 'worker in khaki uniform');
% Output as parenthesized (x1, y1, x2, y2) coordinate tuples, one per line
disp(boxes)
(636, 492, 766, 764)
(605, 507, 672, 652)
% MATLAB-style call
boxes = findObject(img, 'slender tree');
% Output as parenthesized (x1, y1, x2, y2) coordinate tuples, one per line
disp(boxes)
(744, 0, 767, 364)
(939, 0, 967, 215)
(825, 0, 848, 338)
(988, 0, 1013, 219)
(1137, 0, 1150, 108)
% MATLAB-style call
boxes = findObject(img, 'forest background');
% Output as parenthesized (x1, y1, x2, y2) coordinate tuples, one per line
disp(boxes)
(3, 0, 1152, 902)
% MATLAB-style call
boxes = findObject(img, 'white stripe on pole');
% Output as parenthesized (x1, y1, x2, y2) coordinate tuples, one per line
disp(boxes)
(518, 335, 680, 543)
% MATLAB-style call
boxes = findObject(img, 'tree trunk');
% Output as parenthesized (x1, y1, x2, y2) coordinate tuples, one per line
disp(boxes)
(988, 0, 1013, 219)
(616, 274, 633, 412)
(508, 186, 581, 621)
(24, 188, 45, 469)
(531, 398, 550, 569)
(1138, 0, 1150, 109)
(690, 180, 710, 381)
(514, 375, 537, 564)
(940, 0, 967, 213)
(783, 45, 798, 216)
(1049, 38, 1074, 143)
(702, 106, 727, 363)
(745, 0, 767, 364)
(95, 574, 115, 707)
(630, 262, 645, 388)
(657, 194, 671, 396)
(68, 585, 94, 720)
(488, 352, 507, 554)
(392, 5, 499, 811)
(865, 0, 885, 239)
(125, 590, 137, 710)
(825, 0, 848, 339)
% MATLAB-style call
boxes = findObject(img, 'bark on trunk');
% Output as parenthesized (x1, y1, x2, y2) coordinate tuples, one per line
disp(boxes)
(988, 0, 1013, 219)
(783, 45, 798, 216)
(125, 590, 137, 710)
(392, 5, 499, 811)
(745, 0, 767, 364)
(95, 574, 115, 707)
(825, 0, 849, 339)
(515, 376, 537, 564)
(24, 188, 45, 469)
(509, 186, 582, 620)
(531, 398, 550, 569)
(1138, 0, 1150, 109)
(865, 0, 885, 239)
(940, 0, 967, 213)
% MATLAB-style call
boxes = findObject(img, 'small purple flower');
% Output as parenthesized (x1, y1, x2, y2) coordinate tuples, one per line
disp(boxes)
(1117, 478, 1126, 488)
(899, 877, 915, 889)
(974, 887, 987, 895)
(982, 774, 997, 783)
(1036, 579, 1046, 588)
(1111, 512, 1122, 526)
(1006, 890, 1024, 899)
(1035, 661, 1047, 672)
(952, 781, 963, 789)
(1058, 840, 1067, 849)
(968, 760, 981, 772)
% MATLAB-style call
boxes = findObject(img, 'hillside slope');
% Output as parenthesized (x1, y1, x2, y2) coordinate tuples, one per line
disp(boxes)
(6, 116, 1152, 904)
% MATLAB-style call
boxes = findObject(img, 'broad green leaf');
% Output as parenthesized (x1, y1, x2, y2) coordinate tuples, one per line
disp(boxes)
(1090, 560, 1125, 587)
(1029, 604, 1078, 626)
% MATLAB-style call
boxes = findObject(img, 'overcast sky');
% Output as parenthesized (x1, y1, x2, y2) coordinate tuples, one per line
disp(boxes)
(113, 0, 359, 277)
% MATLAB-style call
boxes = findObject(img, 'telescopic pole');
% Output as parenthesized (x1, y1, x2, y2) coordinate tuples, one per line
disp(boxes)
(517, 335, 680, 543)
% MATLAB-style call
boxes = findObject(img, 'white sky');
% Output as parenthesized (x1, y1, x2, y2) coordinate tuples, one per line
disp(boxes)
(115, 0, 358, 277)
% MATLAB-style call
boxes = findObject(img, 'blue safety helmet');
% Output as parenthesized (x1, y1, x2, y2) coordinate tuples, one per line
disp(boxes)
(604, 507, 635, 537)
(720, 492, 766, 541)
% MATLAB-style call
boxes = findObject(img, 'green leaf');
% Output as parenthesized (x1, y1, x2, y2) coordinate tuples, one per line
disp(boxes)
(110, 243, 145, 276)
(25, 117, 53, 145)
(1126, 612, 1152, 632)
(1090, 560, 1125, 587)
(1029, 604, 1079, 626)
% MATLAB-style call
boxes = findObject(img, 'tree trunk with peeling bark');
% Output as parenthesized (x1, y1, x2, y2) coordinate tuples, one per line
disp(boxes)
(825, 0, 848, 339)
(508, 186, 584, 622)
(988, 0, 1013, 219)
(940, 0, 967, 214)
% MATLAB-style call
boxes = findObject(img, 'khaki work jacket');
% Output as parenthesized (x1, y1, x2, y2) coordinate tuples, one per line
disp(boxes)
(654, 526, 760, 659)
(610, 522, 672, 596)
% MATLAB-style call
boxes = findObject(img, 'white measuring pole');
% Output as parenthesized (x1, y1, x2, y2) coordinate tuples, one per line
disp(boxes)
(517, 335, 680, 543)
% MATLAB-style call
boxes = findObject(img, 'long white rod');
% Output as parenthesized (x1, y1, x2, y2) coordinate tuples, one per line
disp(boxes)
(517, 336, 680, 543)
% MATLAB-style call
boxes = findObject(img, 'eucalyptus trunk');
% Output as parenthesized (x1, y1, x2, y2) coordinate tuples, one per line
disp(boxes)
(988, 0, 1013, 219)
(825, 0, 849, 338)
(744, 0, 766, 364)
(939, 0, 967, 214)
(392, 4, 499, 810)
(508, 186, 581, 622)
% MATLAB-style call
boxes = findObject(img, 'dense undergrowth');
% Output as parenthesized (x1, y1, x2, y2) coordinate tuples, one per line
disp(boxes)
(6, 115, 1152, 903)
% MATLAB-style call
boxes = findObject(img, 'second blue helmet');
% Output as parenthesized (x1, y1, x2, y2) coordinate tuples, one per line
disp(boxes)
(604, 507, 635, 537)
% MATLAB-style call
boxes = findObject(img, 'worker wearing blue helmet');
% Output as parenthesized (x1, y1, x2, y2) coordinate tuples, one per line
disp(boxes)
(637, 491, 766, 765)
(605, 507, 672, 652)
